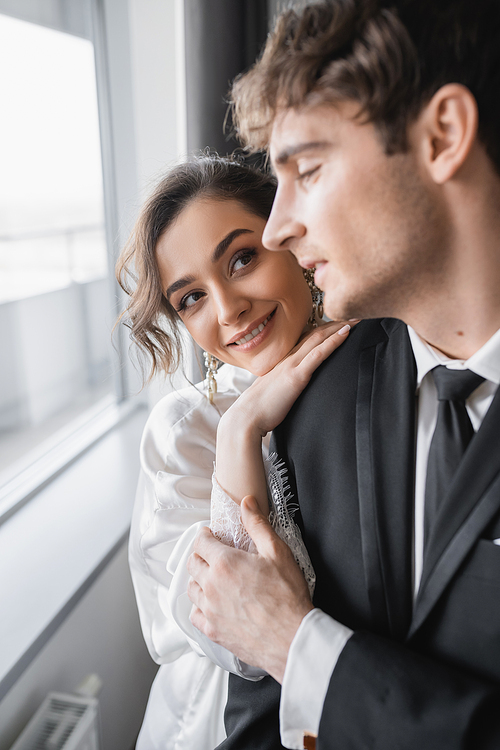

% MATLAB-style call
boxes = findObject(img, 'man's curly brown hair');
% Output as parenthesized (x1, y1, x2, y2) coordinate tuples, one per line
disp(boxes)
(230, 0, 500, 171)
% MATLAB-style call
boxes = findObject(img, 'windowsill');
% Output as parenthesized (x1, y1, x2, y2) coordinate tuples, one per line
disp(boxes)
(0, 397, 142, 525)
(0, 405, 148, 701)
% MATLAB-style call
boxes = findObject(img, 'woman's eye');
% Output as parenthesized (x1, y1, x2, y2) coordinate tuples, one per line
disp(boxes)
(177, 290, 204, 312)
(231, 248, 257, 273)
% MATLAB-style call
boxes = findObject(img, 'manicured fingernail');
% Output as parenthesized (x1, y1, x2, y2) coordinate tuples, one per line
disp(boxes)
(348, 318, 360, 322)
(338, 324, 351, 335)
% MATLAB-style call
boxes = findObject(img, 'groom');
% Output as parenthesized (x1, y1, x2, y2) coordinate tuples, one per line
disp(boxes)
(188, 1, 500, 748)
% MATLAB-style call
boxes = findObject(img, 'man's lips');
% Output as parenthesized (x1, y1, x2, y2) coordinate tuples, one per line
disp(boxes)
(297, 258, 328, 288)
(226, 308, 277, 346)
(298, 258, 317, 270)
(314, 262, 328, 289)
(298, 257, 327, 270)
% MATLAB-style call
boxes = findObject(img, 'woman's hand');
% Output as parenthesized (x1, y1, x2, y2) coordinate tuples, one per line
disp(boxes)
(215, 321, 350, 511)
(224, 321, 351, 437)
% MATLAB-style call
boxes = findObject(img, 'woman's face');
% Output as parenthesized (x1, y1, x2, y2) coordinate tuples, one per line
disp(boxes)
(156, 197, 312, 376)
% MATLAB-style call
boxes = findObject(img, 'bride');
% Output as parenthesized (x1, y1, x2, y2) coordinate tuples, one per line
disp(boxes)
(116, 154, 350, 749)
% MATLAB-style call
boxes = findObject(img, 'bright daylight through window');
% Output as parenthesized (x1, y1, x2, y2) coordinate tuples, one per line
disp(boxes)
(0, 13, 115, 481)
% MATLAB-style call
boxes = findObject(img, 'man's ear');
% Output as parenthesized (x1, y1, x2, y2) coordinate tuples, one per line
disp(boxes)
(416, 84, 478, 184)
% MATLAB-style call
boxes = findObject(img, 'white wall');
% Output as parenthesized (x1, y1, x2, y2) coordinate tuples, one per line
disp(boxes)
(0, 543, 157, 750)
(102, 0, 197, 405)
(129, 0, 184, 198)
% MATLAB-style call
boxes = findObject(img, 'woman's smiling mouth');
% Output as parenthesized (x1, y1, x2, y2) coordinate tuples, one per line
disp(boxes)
(228, 308, 277, 349)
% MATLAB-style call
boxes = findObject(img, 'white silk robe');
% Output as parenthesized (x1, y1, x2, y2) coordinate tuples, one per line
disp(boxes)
(129, 364, 257, 750)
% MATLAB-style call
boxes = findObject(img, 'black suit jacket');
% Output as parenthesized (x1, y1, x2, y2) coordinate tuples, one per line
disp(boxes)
(218, 318, 500, 750)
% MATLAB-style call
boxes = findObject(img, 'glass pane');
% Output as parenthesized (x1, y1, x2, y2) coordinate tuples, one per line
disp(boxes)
(0, 12, 115, 476)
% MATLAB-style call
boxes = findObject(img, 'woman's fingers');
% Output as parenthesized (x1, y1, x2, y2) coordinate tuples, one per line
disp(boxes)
(225, 321, 352, 436)
(299, 323, 350, 367)
(282, 324, 349, 391)
(287, 322, 350, 370)
(291, 320, 349, 356)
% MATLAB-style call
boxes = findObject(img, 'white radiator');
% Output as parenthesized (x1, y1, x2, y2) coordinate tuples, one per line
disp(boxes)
(10, 679, 101, 750)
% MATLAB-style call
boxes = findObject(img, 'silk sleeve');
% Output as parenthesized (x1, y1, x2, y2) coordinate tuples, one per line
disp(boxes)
(129, 376, 264, 678)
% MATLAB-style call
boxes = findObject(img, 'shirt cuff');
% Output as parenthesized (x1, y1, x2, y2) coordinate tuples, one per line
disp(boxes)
(279, 608, 353, 749)
(192, 628, 266, 681)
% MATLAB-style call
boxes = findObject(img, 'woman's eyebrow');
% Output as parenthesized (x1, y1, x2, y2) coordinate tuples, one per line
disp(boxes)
(166, 228, 255, 299)
(166, 274, 196, 300)
(211, 228, 254, 263)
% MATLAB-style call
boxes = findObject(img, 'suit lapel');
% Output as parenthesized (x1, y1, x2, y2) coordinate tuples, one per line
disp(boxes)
(356, 320, 416, 639)
(410, 386, 500, 638)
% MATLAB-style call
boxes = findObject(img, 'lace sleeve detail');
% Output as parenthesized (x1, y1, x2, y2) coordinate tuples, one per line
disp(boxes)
(210, 473, 257, 553)
(265, 452, 316, 599)
(210, 456, 316, 598)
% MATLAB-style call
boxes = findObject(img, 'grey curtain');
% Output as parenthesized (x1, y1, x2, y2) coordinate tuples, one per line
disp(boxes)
(184, 0, 268, 155)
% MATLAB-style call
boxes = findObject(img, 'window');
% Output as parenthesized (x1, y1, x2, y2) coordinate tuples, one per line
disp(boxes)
(0, 0, 137, 518)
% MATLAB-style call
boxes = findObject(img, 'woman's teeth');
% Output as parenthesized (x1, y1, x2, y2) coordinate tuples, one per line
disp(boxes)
(234, 313, 272, 345)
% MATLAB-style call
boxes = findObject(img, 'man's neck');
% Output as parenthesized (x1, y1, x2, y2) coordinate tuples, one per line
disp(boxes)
(400, 181, 500, 359)
(403, 289, 500, 360)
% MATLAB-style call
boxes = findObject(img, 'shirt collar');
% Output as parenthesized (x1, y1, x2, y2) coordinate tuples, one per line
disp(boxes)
(407, 325, 500, 388)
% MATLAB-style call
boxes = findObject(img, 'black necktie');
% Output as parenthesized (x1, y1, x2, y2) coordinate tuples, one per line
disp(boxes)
(424, 366, 485, 547)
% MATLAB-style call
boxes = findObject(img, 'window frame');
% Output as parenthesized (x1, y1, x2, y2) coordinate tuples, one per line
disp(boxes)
(0, 0, 147, 524)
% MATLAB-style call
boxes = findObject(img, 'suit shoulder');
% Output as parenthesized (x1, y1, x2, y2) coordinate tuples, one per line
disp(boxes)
(343, 317, 406, 349)
(284, 319, 408, 416)
(313, 318, 399, 374)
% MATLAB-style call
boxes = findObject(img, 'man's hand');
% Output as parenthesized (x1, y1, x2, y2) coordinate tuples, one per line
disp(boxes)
(187, 495, 314, 683)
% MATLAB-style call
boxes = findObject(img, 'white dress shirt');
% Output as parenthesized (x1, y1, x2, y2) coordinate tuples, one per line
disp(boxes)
(280, 325, 500, 749)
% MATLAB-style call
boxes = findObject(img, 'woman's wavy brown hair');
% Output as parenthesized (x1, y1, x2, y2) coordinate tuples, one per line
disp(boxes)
(230, 0, 500, 171)
(116, 155, 277, 381)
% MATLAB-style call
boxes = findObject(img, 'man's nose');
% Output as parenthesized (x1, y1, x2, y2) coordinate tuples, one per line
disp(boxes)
(262, 188, 305, 252)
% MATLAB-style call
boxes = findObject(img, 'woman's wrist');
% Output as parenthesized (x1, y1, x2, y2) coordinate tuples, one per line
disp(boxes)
(215, 406, 268, 510)
(218, 401, 264, 440)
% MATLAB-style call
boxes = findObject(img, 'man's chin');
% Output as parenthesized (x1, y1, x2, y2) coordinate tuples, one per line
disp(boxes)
(323, 293, 360, 323)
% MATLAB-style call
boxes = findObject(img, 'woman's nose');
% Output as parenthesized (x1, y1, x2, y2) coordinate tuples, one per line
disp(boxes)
(214, 287, 250, 327)
(262, 187, 305, 252)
